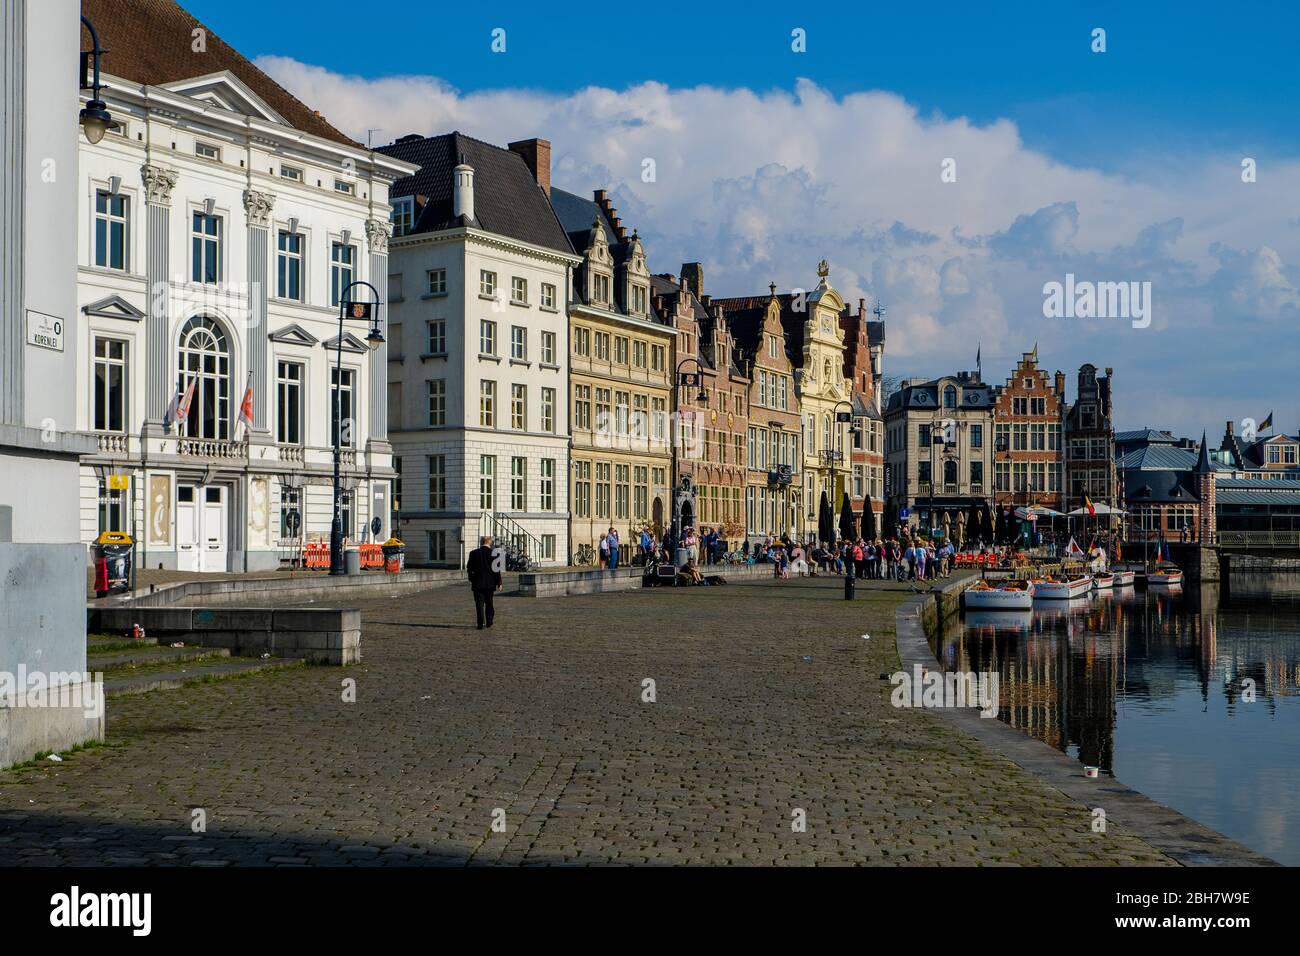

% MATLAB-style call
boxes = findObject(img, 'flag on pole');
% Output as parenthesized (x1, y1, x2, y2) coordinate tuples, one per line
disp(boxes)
(1260, 411, 1274, 433)
(1082, 494, 1097, 517)
(237, 372, 254, 435)
(1065, 536, 1085, 557)
(164, 378, 197, 434)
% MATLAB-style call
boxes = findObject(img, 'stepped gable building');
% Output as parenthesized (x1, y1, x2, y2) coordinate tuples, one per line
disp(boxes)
(841, 298, 885, 529)
(718, 284, 804, 543)
(990, 348, 1065, 513)
(550, 187, 674, 562)
(76, 0, 418, 571)
(652, 266, 749, 540)
(1215, 420, 1300, 480)
(378, 131, 580, 568)
(713, 262, 860, 540)
(1063, 364, 1118, 518)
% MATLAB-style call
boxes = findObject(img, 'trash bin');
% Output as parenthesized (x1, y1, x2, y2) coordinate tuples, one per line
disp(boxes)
(345, 548, 362, 575)
(92, 531, 134, 598)
(382, 537, 405, 574)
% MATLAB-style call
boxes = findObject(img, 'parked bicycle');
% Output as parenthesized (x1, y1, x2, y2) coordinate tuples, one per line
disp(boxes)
(575, 543, 596, 567)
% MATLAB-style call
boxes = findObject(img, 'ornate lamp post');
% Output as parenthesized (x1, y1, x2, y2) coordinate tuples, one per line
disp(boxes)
(329, 281, 384, 575)
(670, 357, 709, 545)
(79, 17, 119, 144)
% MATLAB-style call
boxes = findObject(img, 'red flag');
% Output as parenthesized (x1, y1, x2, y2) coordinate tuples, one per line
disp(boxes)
(1083, 494, 1097, 517)
(237, 372, 254, 434)
(174, 377, 197, 433)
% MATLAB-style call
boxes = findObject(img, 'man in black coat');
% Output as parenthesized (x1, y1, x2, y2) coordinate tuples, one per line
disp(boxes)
(466, 535, 503, 629)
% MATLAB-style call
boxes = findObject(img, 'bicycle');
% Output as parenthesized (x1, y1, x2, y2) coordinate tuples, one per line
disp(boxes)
(575, 543, 595, 567)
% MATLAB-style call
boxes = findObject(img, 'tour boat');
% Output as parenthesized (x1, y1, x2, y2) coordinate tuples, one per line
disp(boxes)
(1033, 575, 1093, 600)
(1112, 570, 1135, 587)
(963, 579, 1035, 610)
(1147, 566, 1183, 587)
(1091, 572, 1115, 590)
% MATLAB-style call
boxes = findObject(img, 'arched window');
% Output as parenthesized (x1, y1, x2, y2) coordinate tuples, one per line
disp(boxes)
(943, 385, 957, 408)
(178, 315, 231, 440)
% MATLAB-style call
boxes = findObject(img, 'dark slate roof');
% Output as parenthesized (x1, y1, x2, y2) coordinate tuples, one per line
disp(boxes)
(1124, 470, 1200, 503)
(1115, 428, 1176, 444)
(83, 0, 358, 147)
(1217, 484, 1300, 506)
(894, 379, 993, 410)
(1216, 478, 1300, 490)
(867, 320, 885, 347)
(1118, 445, 1200, 471)
(713, 293, 806, 368)
(550, 188, 620, 260)
(377, 132, 574, 254)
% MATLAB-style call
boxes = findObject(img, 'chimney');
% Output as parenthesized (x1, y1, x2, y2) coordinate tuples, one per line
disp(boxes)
(453, 159, 475, 222)
(1054, 371, 1066, 396)
(1225, 419, 1234, 437)
(681, 262, 704, 299)
(508, 138, 551, 197)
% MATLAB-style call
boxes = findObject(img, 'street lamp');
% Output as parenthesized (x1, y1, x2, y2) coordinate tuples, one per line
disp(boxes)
(329, 281, 384, 575)
(79, 17, 119, 144)
(670, 357, 709, 545)
(832, 399, 856, 512)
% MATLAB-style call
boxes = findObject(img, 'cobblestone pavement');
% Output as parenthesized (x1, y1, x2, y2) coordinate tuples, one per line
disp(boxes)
(3, 575, 1175, 866)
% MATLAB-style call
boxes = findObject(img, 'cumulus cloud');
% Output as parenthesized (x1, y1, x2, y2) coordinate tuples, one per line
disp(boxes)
(258, 56, 1300, 435)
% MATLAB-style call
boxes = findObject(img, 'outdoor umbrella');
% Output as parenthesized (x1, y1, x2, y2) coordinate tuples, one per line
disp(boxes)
(996, 507, 1009, 543)
(967, 503, 982, 544)
(861, 502, 877, 542)
(981, 506, 995, 543)
(818, 490, 834, 544)
(839, 494, 856, 542)
(882, 504, 896, 540)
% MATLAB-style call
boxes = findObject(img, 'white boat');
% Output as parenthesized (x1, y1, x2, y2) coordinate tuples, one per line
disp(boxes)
(1092, 572, 1115, 590)
(1033, 576, 1093, 600)
(1112, 570, 1135, 587)
(963, 579, 1035, 610)
(1148, 567, 1183, 587)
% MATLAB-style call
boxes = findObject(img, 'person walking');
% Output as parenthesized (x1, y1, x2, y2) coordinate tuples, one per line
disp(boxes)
(467, 535, 503, 630)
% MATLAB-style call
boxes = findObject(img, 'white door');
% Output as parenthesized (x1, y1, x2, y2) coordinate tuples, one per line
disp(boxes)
(201, 485, 227, 571)
(176, 483, 227, 572)
(177, 484, 200, 571)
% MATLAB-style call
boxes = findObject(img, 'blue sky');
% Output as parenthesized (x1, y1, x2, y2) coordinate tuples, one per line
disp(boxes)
(184, 0, 1300, 437)
(190, 0, 1300, 171)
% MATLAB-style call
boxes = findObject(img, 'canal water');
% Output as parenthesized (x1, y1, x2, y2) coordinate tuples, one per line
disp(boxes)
(940, 576, 1300, 865)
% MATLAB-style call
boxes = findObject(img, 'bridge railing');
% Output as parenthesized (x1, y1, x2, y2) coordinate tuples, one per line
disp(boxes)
(1217, 530, 1300, 549)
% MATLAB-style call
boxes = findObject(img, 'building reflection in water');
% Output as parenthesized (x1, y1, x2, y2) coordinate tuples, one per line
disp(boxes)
(938, 578, 1300, 769)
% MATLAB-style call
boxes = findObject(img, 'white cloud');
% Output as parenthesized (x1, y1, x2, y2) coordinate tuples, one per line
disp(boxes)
(258, 56, 1300, 435)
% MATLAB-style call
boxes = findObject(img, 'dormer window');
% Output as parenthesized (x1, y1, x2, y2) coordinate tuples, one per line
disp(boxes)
(592, 272, 610, 305)
(943, 385, 957, 408)
(630, 283, 647, 315)
(390, 196, 414, 237)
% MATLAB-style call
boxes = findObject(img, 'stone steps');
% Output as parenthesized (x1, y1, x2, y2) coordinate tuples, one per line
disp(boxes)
(103, 657, 305, 698)
(88, 645, 232, 669)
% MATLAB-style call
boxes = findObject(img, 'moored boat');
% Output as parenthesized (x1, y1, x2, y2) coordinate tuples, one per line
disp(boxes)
(1092, 572, 1115, 590)
(963, 579, 1035, 610)
(1148, 566, 1183, 587)
(1112, 570, 1135, 587)
(1033, 575, 1093, 600)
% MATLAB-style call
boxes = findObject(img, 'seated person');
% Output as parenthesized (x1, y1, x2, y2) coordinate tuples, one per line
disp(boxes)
(677, 559, 705, 586)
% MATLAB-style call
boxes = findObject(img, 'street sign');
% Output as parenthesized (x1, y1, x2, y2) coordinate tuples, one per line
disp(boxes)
(286, 509, 301, 534)
(107, 474, 130, 491)
(346, 301, 373, 320)
(25, 310, 64, 352)
(370, 516, 382, 536)
(899, 507, 910, 518)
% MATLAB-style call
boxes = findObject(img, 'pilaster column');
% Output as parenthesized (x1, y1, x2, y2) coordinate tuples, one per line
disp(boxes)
(243, 189, 275, 434)
(365, 218, 390, 444)
(142, 163, 179, 425)
(0, 1, 25, 426)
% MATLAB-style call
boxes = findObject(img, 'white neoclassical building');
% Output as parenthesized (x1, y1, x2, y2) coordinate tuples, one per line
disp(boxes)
(377, 132, 580, 568)
(75, 0, 417, 571)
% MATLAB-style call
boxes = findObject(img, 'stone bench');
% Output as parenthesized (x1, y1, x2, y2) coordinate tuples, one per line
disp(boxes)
(87, 607, 360, 665)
